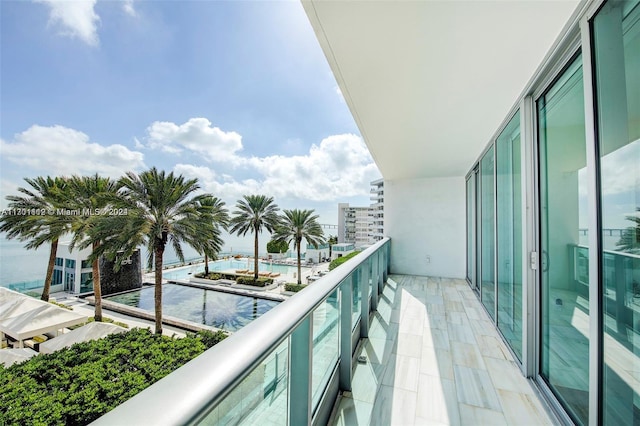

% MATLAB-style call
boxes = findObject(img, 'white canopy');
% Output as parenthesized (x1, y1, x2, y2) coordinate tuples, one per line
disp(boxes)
(0, 297, 47, 321)
(0, 303, 87, 343)
(0, 347, 38, 367)
(39, 322, 126, 354)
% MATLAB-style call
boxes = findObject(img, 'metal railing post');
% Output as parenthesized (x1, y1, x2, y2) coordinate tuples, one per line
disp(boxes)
(383, 243, 389, 282)
(339, 276, 353, 391)
(371, 252, 379, 311)
(377, 250, 384, 294)
(289, 316, 312, 426)
(360, 261, 370, 338)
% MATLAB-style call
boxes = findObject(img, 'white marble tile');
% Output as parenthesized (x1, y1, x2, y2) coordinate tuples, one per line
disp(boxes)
(332, 396, 373, 426)
(416, 374, 460, 425)
(329, 275, 555, 426)
(362, 337, 394, 367)
(451, 341, 486, 370)
(370, 385, 417, 426)
(382, 354, 421, 392)
(453, 365, 502, 411)
(420, 346, 454, 380)
(458, 403, 508, 426)
(350, 360, 384, 404)
(496, 389, 554, 426)
(394, 332, 423, 358)
(483, 357, 533, 394)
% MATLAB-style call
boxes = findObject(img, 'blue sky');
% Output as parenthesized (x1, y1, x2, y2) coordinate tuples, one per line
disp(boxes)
(0, 0, 381, 231)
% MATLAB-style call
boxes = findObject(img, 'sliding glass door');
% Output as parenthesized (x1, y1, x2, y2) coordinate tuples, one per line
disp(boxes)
(538, 54, 589, 425)
(593, 1, 640, 423)
(480, 147, 496, 319)
(496, 113, 523, 361)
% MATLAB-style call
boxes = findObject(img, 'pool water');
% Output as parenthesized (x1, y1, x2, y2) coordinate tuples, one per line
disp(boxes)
(161, 259, 308, 281)
(105, 283, 280, 332)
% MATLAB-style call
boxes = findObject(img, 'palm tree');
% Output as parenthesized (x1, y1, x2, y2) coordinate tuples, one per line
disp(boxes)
(616, 208, 640, 254)
(194, 196, 229, 276)
(0, 176, 71, 301)
(99, 167, 222, 334)
(229, 195, 280, 282)
(65, 174, 119, 321)
(272, 209, 325, 285)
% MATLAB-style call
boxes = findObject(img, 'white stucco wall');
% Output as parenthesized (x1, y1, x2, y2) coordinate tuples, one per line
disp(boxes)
(385, 176, 466, 278)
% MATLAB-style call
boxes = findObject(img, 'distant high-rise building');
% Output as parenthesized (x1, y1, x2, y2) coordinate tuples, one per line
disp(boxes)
(337, 179, 384, 248)
(337, 203, 372, 248)
(370, 178, 384, 242)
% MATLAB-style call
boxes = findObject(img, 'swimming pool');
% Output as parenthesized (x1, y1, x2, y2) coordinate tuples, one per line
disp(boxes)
(105, 283, 280, 332)
(161, 259, 309, 281)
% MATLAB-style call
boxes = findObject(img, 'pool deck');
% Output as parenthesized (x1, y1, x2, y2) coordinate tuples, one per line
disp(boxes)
(149, 258, 332, 298)
(50, 292, 188, 338)
(46, 259, 332, 339)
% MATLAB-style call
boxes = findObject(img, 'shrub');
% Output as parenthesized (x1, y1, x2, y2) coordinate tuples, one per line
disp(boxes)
(193, 329, 228, 347)
(285, 283, 306, 293)
(267, 239, 289, 254)
(236, 276, 273, 287)
(87, 316, 130, 329)
(328, 251, 360, 271)
(0, 328, 225, 425)
(49, 300, 73, 311)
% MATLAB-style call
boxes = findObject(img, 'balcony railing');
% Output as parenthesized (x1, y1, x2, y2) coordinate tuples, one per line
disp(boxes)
(94, 238, 391, 425)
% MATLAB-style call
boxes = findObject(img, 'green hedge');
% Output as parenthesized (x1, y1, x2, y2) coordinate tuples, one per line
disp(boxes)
(285, 283, 306, 293)
(0, 328, 226, 425)
(328, 251, 360, 271)
(236, 276, 273, 287)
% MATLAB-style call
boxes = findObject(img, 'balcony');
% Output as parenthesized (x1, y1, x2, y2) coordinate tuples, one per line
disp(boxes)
(95, 238, 554, 425)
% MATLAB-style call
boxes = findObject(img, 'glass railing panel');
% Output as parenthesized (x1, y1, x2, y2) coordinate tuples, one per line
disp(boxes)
(352, 269, 361, 328)
(201, 340, 289, 426)
(311, 288, 339, 410)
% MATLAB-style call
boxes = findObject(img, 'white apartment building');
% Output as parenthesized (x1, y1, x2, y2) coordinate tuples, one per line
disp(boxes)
(337, 203, 372, 248)
(369, 178, 384, 242)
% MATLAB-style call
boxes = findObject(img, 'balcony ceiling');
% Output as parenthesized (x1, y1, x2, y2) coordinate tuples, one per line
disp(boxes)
(302, 0, 581, 180)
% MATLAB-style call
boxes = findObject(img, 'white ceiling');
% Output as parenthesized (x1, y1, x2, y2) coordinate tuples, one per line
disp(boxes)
(303, 0, 581, 180)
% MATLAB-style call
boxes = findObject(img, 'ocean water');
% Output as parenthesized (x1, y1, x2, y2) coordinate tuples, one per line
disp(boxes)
(0, 233, 301, 289)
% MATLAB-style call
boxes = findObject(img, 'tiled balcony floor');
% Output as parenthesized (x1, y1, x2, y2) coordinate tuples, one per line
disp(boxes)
(331, 275, 556, 426)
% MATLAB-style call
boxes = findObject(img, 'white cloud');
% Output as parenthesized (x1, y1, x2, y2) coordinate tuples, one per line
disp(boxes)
(122, 0, 136, 17)
(600, 140, 639, 196)
(144, 118, 244, 162)
(173, 132, 380, 202)
(36, 0, 100, 47)
(335, 85, 345, 103)
(0, 124, 145, 178)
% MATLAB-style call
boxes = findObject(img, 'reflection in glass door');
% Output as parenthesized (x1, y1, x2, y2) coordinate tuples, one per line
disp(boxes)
(466, 172, 477, 290)
(538, 54, 589, 425)
(593, 0, 640, 423)
(496, 113, 523, 361)
(480, 147, 496, 319)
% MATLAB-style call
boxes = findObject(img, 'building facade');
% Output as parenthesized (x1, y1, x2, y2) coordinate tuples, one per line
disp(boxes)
(337, 203, 372, 248)
(330, 243, 355, 261)
(52, 242, 142, 295)
(369, 178, 384, 242)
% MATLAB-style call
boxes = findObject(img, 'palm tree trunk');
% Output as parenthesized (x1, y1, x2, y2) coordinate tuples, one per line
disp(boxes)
(154, 242, 165, 334)
(41, 239, 58, 301)
(92, 241, 103, 322)
(253, 228, 259, 281)
(204, 254, 209, 276)
(297, 239, 302, 285)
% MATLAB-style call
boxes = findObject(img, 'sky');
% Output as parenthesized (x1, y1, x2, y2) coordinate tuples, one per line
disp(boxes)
(0, 0, 382, 236)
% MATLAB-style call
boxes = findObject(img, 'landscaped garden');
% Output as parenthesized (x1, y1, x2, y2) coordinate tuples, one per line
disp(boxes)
(0, 328, 226, 425)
